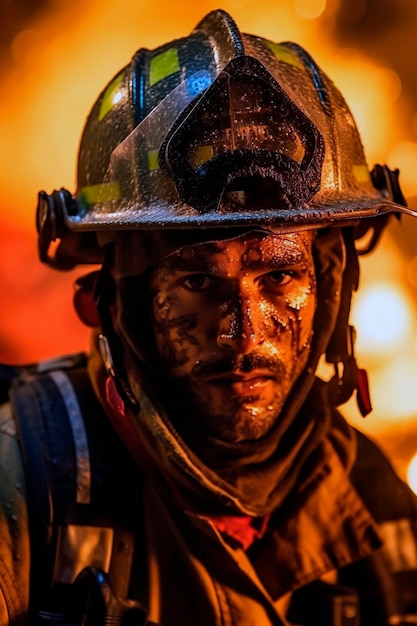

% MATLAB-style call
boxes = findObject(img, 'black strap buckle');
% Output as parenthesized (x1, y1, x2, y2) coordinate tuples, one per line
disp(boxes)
(371, 163, 407, 208)
(36, 188, 75, 269)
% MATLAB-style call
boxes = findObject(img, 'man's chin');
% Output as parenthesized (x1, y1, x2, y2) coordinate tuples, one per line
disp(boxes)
(194, 401, 282, 442)
(162, 377, 284, 442)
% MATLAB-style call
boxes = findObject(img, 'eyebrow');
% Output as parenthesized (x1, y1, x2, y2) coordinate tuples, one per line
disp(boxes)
(160, 254, 223, 273)
(160, 246, 309, 273)
(244, 245, 309, 270)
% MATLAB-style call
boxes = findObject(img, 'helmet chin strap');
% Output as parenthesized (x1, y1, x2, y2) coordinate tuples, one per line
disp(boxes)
(331, 163, 409, 416)
(94, 248, 140, 414)
(326, 326, 372, 417)
(325, 227, 372, 417)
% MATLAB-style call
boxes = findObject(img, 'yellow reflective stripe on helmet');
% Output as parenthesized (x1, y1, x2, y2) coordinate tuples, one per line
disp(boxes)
(189, 145, 214, 167)
(265, 41, 304, 70)
(99, 71, 125, 121)
(150, 47, 180, 86)
(148, 150, 160, 170)
(80, 182, 121, 204)
(353, 165, 371, 183)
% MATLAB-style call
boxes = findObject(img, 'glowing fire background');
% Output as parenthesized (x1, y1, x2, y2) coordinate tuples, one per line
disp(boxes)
(2, 0, 417, 484)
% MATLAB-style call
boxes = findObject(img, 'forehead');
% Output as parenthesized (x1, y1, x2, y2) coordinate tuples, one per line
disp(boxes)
(158, 230, 315, 272)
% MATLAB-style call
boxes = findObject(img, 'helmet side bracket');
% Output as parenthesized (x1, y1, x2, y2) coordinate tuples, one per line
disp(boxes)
(36, 189, 103, 270)
(36, 189, 75, 269)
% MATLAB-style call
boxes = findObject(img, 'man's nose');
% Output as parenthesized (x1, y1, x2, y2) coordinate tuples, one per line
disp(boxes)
(216, 290, 264, 354)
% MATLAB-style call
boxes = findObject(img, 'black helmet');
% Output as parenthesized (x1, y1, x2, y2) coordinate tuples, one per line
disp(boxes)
(37, 9, 412, 270)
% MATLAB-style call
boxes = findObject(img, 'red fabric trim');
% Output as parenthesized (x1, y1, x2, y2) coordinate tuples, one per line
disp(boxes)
(104, 376, 145, 464)
(357, 368, 372, 417)
(207, 513, 270, 550)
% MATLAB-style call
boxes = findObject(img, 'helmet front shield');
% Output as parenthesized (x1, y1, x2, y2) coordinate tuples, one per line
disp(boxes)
(72, 56, 326, 228)
(162, 56, 325, 214)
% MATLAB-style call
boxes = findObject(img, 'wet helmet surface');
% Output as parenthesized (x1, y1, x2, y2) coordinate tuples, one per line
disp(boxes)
(36, 9, 412, 270)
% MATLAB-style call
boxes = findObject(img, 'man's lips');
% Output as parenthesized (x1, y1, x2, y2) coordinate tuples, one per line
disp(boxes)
(203, 371, 276, 396)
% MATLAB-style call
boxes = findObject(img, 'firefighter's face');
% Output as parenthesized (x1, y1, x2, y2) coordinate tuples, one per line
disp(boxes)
(149, 231, 317, 442)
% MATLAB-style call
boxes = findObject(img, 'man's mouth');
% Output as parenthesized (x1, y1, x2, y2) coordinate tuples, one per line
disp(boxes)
(204, 371, 276, 397)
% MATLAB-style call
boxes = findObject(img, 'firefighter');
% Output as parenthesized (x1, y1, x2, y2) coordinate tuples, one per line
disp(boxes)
(1, 9, 417, 625)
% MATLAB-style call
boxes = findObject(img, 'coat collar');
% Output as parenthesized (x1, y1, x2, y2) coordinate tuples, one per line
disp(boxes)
(247, 435, 382, 599)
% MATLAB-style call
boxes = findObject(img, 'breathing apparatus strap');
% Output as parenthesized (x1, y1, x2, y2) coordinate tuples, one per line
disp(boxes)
(325, 228, 372, 416)
(7, 357, 150, 622)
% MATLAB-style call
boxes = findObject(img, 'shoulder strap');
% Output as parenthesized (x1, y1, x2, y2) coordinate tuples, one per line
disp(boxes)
(9, 355, 143, 618)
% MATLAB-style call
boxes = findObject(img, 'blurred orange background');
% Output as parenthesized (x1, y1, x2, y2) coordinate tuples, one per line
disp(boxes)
(2, 0, 417, 481)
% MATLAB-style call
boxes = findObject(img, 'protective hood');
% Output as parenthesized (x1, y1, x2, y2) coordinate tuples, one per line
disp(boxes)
(91, 226, 352, 517)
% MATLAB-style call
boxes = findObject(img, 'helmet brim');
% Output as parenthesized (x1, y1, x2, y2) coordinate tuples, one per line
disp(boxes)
(64, 194, 415, 232)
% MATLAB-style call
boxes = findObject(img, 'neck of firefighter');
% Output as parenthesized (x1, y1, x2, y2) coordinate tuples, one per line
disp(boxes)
(147, 230, 317, 445)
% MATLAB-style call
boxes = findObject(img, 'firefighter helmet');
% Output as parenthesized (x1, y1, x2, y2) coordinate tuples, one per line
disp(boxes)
(36, 9, 412, 270)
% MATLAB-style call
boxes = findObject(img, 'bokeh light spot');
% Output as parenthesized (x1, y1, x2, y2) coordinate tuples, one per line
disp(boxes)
(11, 29, 41, 65)
(407, 255, 417, 289)
(407, 452, 417, 495)
(295, 0, 326, 20)
(371, 357, 417, 420)
(377, 68, 402, 104)
(351, 282, 412, 357)
(387, 141, 417, 198)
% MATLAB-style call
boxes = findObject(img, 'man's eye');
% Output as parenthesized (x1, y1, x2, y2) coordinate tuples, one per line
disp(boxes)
(261, 271, 293, 287)
(182, 274, 211, 290)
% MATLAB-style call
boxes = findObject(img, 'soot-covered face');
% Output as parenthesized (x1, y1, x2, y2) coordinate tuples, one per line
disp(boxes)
(148, 231, 317, 442)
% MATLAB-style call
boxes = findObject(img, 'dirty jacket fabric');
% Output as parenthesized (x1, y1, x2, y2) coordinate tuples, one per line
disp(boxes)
(1, 360, 417, 625)
(0, 403, 30, 626)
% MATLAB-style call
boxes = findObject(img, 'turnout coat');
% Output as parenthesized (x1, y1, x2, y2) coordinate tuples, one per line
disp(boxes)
(0, 352, 417, 626)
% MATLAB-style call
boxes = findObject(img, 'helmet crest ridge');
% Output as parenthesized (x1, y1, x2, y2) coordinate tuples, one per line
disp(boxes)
(194, 8, 245, 65)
